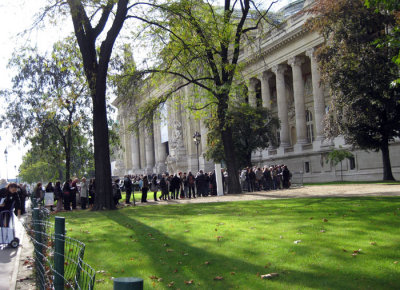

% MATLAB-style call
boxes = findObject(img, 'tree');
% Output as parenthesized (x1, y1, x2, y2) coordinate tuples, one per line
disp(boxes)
(131, 0, 278, 193)
(365, 0, 400, 85)
(325, 148, 354, 181)
(309, 0, 400, 181)
(206, 103, 279, 169)
(1, 39, 92, 181)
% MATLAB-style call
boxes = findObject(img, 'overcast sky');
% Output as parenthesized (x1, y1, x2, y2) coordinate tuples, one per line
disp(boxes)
(0, 0, 291, 180)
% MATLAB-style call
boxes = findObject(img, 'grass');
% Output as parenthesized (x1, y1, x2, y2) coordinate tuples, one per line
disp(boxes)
(55, 197, 400, 289)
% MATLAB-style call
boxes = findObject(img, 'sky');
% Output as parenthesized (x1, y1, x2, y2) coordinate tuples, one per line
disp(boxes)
(0, 0, 291, 180)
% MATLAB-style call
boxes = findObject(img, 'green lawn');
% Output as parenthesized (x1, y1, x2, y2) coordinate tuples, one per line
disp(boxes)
(56, 197, 400, 289)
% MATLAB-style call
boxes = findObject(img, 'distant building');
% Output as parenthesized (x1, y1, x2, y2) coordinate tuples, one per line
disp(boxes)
(112, 0, 400, 182)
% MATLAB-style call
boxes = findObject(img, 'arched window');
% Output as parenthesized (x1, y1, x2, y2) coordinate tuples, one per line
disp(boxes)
(306, 110, 314, 143)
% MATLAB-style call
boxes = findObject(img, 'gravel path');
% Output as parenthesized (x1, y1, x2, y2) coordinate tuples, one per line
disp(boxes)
(135, 184, 400, 206)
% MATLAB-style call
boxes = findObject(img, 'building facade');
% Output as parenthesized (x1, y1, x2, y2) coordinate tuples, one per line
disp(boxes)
(112, 0, 400, 182)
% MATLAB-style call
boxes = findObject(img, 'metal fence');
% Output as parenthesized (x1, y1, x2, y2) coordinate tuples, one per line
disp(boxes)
(24, 203, 95, 289)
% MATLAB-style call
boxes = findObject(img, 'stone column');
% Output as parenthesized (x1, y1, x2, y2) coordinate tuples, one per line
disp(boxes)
(139, 125, 147, 172)
(145, 124, 155, 173)
(306, 48, 325, 141)
(130, 131, 141, 172)
(154, 119, 167, 173)
(248, 78, 257, 107)
(272, 64, 290, 148)
(261, 71, 273, 109)
(288, 56, 308, 149)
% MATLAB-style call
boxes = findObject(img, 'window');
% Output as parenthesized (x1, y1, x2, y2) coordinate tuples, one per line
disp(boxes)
(348, 157, 356, 170)
(304, 161, 310, 173)
(306, 110, 314, 143)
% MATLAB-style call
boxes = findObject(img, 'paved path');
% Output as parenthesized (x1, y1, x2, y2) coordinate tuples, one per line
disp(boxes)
(132, 184, 400, 206)
(0, 214, 26, 290)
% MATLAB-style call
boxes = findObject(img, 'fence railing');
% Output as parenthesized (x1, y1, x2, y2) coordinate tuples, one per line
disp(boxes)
(24, 204, 95, 290)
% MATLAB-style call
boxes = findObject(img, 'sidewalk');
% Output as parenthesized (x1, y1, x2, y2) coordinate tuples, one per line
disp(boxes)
(0, 214, 28, 290)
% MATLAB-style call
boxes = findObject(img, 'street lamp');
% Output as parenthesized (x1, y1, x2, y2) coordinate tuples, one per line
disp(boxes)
(193, 131, 201, 172)
(4, 148, 8, 181)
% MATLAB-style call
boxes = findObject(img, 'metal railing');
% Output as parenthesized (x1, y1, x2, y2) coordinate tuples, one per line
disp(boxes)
(24, 204, 95, 289)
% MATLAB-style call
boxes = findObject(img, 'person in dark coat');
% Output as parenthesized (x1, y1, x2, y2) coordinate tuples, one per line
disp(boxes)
(62, 180, 72, 211)
(159, 174, 169, 200)
(18, 184, 28, 215)
(0, 183, 22, 226)
(54, 181, 63, 212)
(170, 174, 181, 199)
(141, 176, 149, 202)
(45, 182, 55, 211)
(123, 175, 133, 204)
(282, 165, 291, 189)
(248, 168, 256, 192)
(195, 170, 206, 197)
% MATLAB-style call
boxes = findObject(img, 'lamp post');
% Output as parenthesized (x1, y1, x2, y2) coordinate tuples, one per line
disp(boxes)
(4, 148, 8, 181)
(193, 131, 201, 172)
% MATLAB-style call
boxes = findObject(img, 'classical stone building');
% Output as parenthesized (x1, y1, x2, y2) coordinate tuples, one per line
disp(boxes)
(112, 0, 400, 182)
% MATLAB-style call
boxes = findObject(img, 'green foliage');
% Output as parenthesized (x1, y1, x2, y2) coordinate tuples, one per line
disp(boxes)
(205, 103, 279, 167)
(1, 37, 93, 181)
(309, 0, 400, 180)
(325, 148, 354, 166)
(365, 0, 400, 85)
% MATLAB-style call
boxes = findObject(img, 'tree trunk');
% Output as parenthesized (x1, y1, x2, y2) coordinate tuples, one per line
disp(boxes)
(221, 127, 242, 194)
(92, 77, 115, 210)
(381, 142, 395, 181)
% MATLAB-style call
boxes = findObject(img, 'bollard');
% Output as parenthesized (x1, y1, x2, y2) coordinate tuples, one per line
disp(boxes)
(54, 216, 65, 290)
(114, 277, 144, 290)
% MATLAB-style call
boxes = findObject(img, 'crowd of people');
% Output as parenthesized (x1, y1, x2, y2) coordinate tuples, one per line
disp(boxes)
(0, 182, 28, 226)
(0, 164, 292, 218)
(116, 164, 292, 204)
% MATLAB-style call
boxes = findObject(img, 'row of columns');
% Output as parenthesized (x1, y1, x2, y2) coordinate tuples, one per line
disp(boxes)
(248, 47, 325, 149)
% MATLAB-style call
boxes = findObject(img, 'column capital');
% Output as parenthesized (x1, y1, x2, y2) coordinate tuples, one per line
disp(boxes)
(272, 64, 288, 75)
(288, 55, 305, 68)
(262, 70, 274, 81)
(305, 47, 316, 59)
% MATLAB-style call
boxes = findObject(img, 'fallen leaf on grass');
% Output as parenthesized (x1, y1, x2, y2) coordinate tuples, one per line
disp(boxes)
(320, 230, 326, 233)
(130, 258, 135, 261)
(204, 261, 210, 265)
(216, 236, 223, 241)
(370, 242, 377, 246)
(173, 269, 178, 273)
(167, 281, 175, 287)
(394, 261, 398, 264)
(214, 276, 224, 280)
(163, 243, 169, 247)
(183, 253, 189, 256)
(294, 240, 301, 244)
(342, 249, 347, 252)
(177, 261, 182, 264)
(166, 249, 174, 252)
(230, 272, 236, 275)
(261, 273, 279, 279)
(351, 253, 358, 257)
(158, 278, 163, 282)
(322, 218, 328, 222)
(96, 279, 105, 283)
(184, 280, 194, 284)
(184, 230, 190, 232)
(149, 275, 158, 280)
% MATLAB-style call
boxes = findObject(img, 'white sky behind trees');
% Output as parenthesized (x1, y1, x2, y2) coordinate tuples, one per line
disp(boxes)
(0, 0, 290, 180)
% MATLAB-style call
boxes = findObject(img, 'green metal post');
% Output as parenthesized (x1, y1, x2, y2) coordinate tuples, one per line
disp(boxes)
(113, 277, 143, 290)
(54, 216, 65, 290)
(33, 208, 44, 290)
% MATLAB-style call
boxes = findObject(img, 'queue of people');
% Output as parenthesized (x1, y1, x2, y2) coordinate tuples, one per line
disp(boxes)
(0, 182, 28, 226)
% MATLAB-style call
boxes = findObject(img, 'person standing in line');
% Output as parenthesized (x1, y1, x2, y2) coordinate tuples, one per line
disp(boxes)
(141, 176, 149, 202)
(187, 172, 196, 198)
(54, 181, 63, 212)
(80, 177, 89, 209)
(151, 175, 158, 201)
(34, 182, 44, 205)
(196, 170, 206, 197)
(171, 173, 180, 199)
(70, 178, 79, 210)
(89, 178, 96, 208)
(0, 183, 22, 226)
(182, 172, 189, 198)
(159, 174, 168, 200)
(124, 175, 133, 204)
(45, 182, 55, 211)
(113, 178, 122, 205)
(62, 180, 72, 211)
(18, 183, 28, 215)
